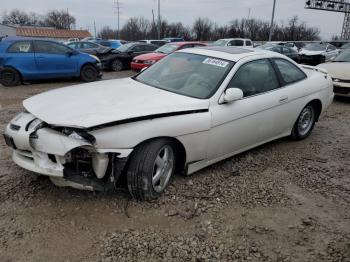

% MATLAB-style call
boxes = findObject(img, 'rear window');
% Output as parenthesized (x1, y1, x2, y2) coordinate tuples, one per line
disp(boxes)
(7, 41, 33, 53)
(273, 59, 306, 85)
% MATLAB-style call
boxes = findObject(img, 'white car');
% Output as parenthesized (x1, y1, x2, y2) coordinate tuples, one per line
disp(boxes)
(299, 43, 339, 65)
(3, 46, 334, 200)
(318, 49, 350, 97)
(212, 38, 253, 47)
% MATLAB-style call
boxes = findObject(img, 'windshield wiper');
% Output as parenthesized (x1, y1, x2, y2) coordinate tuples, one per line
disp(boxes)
(334, 60, 349, 62)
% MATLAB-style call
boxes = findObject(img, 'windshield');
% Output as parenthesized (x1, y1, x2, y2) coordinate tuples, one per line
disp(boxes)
(303, 43, 326, 51)
(212, 39, 229, 46)
(135, 52, 234, 99)
(117, 43, 134, 52)
(341, 43, 350, 49)
(155, 44, 178, 54)
(334, 50, 350, 62)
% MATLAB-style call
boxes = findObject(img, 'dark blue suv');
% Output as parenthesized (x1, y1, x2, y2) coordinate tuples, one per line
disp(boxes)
(0, 37, 102, 86)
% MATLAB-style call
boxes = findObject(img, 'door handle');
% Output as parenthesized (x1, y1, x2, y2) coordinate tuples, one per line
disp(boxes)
(36, 55, 45, 59)
(279, 96, 289, 103)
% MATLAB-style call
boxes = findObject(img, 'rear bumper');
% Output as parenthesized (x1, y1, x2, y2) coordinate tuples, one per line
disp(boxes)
(299, 55, 323, 65)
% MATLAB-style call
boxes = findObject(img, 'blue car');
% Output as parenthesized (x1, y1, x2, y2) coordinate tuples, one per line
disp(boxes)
(94, 40, 126, 49)
(0, 37, 102, 86)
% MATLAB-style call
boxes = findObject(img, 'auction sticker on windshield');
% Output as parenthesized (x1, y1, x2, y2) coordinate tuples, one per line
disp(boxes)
(202, 58, 229, 68)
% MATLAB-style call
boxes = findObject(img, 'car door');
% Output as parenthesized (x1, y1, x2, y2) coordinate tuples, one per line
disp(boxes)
(33, 40, 78, 78)
(5, 40, 38, 79)
(208, 58, 293, 159)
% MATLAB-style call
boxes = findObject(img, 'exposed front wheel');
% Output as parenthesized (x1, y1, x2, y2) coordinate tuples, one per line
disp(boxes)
(126, 139, 176, 201)
(80, 64, 98, 82)
(111, 59, 123, 71)
(0, 68, 21, 86)
(291, 104, 316, 140)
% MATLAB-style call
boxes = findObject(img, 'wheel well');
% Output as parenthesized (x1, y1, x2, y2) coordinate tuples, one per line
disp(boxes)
(134, 137, 187, 174)
(1, 66, 23, 81)
(308, 99, 322, 121)
(80, 62, 95, 74)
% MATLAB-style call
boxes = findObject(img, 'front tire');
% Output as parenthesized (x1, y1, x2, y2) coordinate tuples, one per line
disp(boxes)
(80, 64, 98, 82)
(111, 59, 123, 71)
(291, 103, 316, 140)
(126, 139, 176, 201)
(0, 68, 21, 86)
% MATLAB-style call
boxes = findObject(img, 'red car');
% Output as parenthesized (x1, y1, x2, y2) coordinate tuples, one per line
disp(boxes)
(131, 41, 207, 71)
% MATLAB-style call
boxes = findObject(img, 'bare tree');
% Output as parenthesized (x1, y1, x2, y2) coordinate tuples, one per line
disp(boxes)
(98, 26, 118, 39)
(192, 18, 213, 41)
(2, 9, 33, 26)
(42, 10, 76, 29)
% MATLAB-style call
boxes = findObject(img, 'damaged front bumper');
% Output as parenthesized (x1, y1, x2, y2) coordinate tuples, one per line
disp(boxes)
(3, 112, 129, 191)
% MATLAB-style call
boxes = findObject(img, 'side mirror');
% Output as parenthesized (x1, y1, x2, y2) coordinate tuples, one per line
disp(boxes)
(128, 50, 134, 55)
(220, 88, 243, 104)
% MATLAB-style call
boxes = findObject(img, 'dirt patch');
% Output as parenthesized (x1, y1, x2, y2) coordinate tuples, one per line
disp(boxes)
(0, 73, 349, 262)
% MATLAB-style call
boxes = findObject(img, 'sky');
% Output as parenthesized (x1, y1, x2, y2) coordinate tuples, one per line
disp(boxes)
(1, 0, 345, 39)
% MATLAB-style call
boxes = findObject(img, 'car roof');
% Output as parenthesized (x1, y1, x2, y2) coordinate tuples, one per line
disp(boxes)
(167, 41, 206, 46)
(178, 46, 282, 62)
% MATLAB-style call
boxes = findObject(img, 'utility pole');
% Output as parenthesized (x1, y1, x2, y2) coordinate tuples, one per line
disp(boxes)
(248, 8, 251, 20)
(152, 9, 156, 38)
(94, 20, 97, 38)
(114, 0, 121, 39)
(268, 0, 277, 42)
(158, 0, 161, 40)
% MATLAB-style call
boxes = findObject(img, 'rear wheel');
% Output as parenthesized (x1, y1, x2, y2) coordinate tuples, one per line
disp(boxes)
(291, 103, 316, 140)
(80, 64, 98, 82)
(0, 68, 21, 86)
(111, 59, 123, 71)
(126, 139, 176, 201)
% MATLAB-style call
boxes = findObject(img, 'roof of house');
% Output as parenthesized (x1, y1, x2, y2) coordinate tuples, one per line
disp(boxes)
(16, 27, 91, 39)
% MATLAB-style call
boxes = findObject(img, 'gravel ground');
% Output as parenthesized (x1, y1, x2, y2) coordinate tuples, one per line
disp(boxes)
(0, 72, 349, 262)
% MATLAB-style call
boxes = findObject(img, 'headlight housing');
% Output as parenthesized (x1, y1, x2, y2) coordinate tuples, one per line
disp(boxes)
(62, 128, 96, 144)
(26, 118, 45, 132)
(89, 55, 101, 63)
(143, 60, 156, 65)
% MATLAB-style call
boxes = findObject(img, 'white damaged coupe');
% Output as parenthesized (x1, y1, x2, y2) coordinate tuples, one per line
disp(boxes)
(4, 46, 334, 200)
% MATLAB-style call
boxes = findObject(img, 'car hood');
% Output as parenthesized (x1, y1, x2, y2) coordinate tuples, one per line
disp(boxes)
(299, 49, 325, 56)
(317, 62, 350, 80)
(23, 78, 209, 129)
(134, 52, 167, 61)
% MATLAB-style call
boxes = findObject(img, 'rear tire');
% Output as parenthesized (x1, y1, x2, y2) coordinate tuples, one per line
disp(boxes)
(111, 59, 123, 71)
(290, 103, 317, 140)
(80, 64, 98, 82)
(0, 68, 21, 86)
(126, 139, 176, 201)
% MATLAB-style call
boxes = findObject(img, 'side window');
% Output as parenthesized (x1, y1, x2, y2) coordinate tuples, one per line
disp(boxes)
(67, 43, 78, 49)
(228, 40, 244, 46)
(7, 41, 33, 53)
(327, 45, 336, 51)
(145, 45, 156, 51)
(273, 59, 307, 84)
(282, 47, 291, 54)
(178, 44, 192, 50)
(228, 59, 280, 97)
(246, 41, 252, 46)
(34, 41, 70, 54)
(131, 45, 143, 52)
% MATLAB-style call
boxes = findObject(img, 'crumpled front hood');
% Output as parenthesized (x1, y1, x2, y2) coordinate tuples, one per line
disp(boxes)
(23, 78, 209, 129)
(299, 49, 325, 56)
(317, 62, 350, 80)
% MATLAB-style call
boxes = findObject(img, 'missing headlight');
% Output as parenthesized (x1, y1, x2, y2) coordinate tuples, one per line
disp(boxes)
(62, 128, 96, 144)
